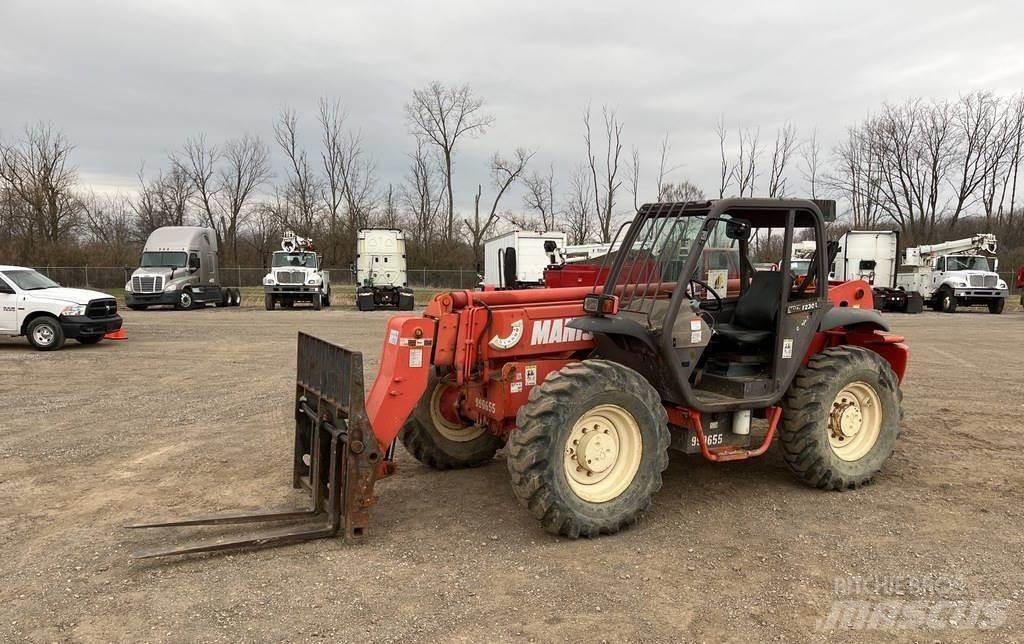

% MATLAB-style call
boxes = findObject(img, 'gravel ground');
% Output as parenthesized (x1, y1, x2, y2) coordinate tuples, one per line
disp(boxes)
(1, 303, 1022, 642)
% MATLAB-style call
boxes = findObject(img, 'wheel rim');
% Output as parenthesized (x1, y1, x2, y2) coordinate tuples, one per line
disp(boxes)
(430, 384, 485, 442)
(828, 381, 882, 461)
(181, 293, 192, 307)
(32, 324, 55, 346)
(563, 404, 643, 503)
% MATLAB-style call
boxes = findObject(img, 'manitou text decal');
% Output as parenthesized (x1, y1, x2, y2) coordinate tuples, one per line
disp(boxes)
(530, 318, 593, 346)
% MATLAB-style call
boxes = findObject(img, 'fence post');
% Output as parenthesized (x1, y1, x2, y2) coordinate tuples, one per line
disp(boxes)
(85, 265, 89, 288)
(238, 265, 242, 288)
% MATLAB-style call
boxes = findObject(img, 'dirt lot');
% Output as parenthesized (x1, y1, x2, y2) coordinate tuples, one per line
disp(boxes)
(1, 303, 1023, 642)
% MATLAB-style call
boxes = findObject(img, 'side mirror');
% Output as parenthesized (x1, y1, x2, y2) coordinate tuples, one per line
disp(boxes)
(725, 220, 751, 241)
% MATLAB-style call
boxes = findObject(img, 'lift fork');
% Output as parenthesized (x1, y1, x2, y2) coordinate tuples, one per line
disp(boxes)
(125, 333, 382, 558)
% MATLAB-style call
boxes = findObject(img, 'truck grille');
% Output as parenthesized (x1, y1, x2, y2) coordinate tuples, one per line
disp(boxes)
(86, 298, 118, 318)
(968, 275, 996, 287)
(276, 270, 306, 284)
(132, 275, 164, 293)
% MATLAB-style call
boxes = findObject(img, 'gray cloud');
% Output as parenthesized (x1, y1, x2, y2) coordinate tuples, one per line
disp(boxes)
(3, 0, 1023, 215)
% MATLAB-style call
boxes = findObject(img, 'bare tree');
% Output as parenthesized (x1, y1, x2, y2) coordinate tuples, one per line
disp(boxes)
(655, 133, 682, 200)
(626, 145, 642, 211)
(564, 164, 594, 244)
(273, 107, 321, 235)
(379, 184, 399, 229)
(829, 123, 886, 228)
(800, 128, 822, 199)
(401, 139, 444, 252)
(0, 123, 83, 259)
(766, 123, 798, 197)
(318, 97, 348, 259)
(405, 82, 493, 241)
(81, 191, 135, 262)
(584, 104, 625, 242)
(175, 134, 221, 246)
(731, 126, 762, 197)
(243, 201, 282, 269)
(132, 164, 194, 239)
(217, 134, 271, 265)
(660, 180, 705, 202)
(714, 115, 731, 198)
(464, 148, 533, 263)
(521, 163, 557, 231)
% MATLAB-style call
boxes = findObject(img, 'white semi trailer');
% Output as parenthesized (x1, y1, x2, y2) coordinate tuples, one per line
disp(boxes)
(483, 230, 567, 289)
(355, 229, 413, 311)
(828, 231, 924, 313)
(125, 227, 241, 310)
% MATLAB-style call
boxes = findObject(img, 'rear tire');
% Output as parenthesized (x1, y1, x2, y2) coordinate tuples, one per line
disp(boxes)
(26, 316, 65, 351)
(507, 360, 670, 538)
(400, 375, 503, 469)
(779, 346, 902, 490)
(988, 298, 1005, 314)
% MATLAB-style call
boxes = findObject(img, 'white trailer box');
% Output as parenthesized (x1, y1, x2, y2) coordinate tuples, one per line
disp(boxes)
(483, 230, 567, 288)
(831, 231, 899, 287)
(355, 229, 413, 311)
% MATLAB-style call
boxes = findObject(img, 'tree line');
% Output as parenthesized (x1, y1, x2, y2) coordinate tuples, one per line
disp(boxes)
(2, 85, 1022, 272)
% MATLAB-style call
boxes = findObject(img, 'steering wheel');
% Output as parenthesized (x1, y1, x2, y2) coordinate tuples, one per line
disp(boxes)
(688, 277, 723, 312)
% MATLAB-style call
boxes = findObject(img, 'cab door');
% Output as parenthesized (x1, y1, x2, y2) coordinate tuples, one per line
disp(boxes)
(0, 275, 19, 332)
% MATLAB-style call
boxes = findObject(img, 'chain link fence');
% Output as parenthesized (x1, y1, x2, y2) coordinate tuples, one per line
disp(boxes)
(26, 266, 484, 291)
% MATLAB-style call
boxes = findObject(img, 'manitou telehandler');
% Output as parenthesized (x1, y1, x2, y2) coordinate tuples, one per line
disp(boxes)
(128, 198, 908, 557)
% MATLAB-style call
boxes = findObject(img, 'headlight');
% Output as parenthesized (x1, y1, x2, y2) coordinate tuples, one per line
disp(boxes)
(165, 282, 179, 291)
(998, 280, 1008, 289)
(955, 281, 968, 287)
(307, 278, 321, 285)
(60, 304, 87, 317)
(124, 282, 132, 292)
(263, 276, 275, 285)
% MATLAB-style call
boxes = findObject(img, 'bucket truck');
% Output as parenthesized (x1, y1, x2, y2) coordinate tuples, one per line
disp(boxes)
(894, 234, 1007, 314)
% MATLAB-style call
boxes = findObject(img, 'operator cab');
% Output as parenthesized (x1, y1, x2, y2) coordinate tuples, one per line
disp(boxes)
(577, 199, 834, 413)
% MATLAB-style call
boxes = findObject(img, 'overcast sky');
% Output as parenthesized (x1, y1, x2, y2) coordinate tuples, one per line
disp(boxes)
(3, 0, 1024, 217)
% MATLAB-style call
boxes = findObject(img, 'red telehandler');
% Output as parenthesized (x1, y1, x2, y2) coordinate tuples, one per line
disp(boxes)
(129, 198, 908, 557)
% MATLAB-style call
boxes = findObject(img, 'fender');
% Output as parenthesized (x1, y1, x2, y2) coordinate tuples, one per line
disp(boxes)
(819, 307, 890, 333)
(568, 315, 658, 350)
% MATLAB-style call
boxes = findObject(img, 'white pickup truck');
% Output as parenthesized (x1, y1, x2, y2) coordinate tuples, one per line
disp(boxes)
(0, 265, 123, 350)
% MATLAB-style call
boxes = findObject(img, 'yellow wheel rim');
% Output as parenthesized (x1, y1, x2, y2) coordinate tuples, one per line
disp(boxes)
(563, 404, 642, 503)
(828, 381, 882, 461)
(430, 384, 486, 442)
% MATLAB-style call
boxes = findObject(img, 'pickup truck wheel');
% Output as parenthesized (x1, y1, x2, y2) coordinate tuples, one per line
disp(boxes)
(128, 305, 147, 311)
(779, 346, 902, 490)
(264, 294, 275, 310)
(507, 360, 670, 538)
(77, 335, 103, 345)
(988, 298, 1005, 314)
(175, 290, 194, 310)
(27, 316, 65, 351)
(400, 376, 502, 470)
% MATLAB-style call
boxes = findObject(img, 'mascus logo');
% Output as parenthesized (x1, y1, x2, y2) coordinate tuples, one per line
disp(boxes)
(530, 317, 593, 346)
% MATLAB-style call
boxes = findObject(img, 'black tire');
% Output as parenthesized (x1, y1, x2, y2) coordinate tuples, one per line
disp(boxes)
(77, 335, 103, 345)
(175, 290, 194, 310)
(988, 298, 1005, 314)
(26, 316, 65, 351)
(779, 346, 902, 491)
(400, 375, 504, 469)
(324, 288, 331, 308)
(938, 289, 957, 313)
(216, 290, 230, 308)
(233, 288, 242, 306)
(312, 293, 323, 311)
(264, 294, 274, 311)
(128, 304, 147, 311)
(507, 360, 670, 538)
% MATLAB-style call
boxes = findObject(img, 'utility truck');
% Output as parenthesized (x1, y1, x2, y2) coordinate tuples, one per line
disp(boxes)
(355, 229, 413, 311)
(262, 232, 331, 310)
(0, 265, 122, 350)
(125, 227, 241, 310)
(894, 234, 1007, 314)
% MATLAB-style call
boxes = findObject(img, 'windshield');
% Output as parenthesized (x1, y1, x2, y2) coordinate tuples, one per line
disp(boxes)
(141, 251, 187, 268)
(272, 252, 317, 268)
(791, 259, 812, 276)
(946, 256, 992, 272)
(1, 269, 60, 290)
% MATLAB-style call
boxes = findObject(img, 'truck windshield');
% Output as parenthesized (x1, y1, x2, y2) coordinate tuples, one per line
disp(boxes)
(141, 252, 188, 268)
(273, 253, 317, 268)
(791, 259, 812, 276)
(1, 269, 60, 290)
(946, 256, 992, 271)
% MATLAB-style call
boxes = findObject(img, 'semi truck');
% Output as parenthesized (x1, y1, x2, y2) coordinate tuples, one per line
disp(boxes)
(828, 231, 924, 313)
(483, 230, 567, 289)
(355, 228, 413, 311)
(262, 232, 331, 310)
(125, 227, 241, 310)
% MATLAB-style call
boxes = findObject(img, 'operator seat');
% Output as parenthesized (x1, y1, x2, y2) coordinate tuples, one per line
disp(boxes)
(714, 271, 787, 346)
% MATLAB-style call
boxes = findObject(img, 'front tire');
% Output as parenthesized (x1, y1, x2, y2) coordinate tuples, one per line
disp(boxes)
(507, 360, 670, 538)
(264, 294, 275, 311)
(26, 316, 65, 351)
(400, 375, 503, 469)
(988, 298, 1005, 314)
(175, 290, 194, 310)
(938, 289, 957, 313)
(779, 346, 902, 490)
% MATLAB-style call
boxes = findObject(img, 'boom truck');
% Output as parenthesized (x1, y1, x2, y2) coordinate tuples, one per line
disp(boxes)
(894, 234, 1007, 314)
(128, 198, 909, 558)
(262, 232, 331, 310)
